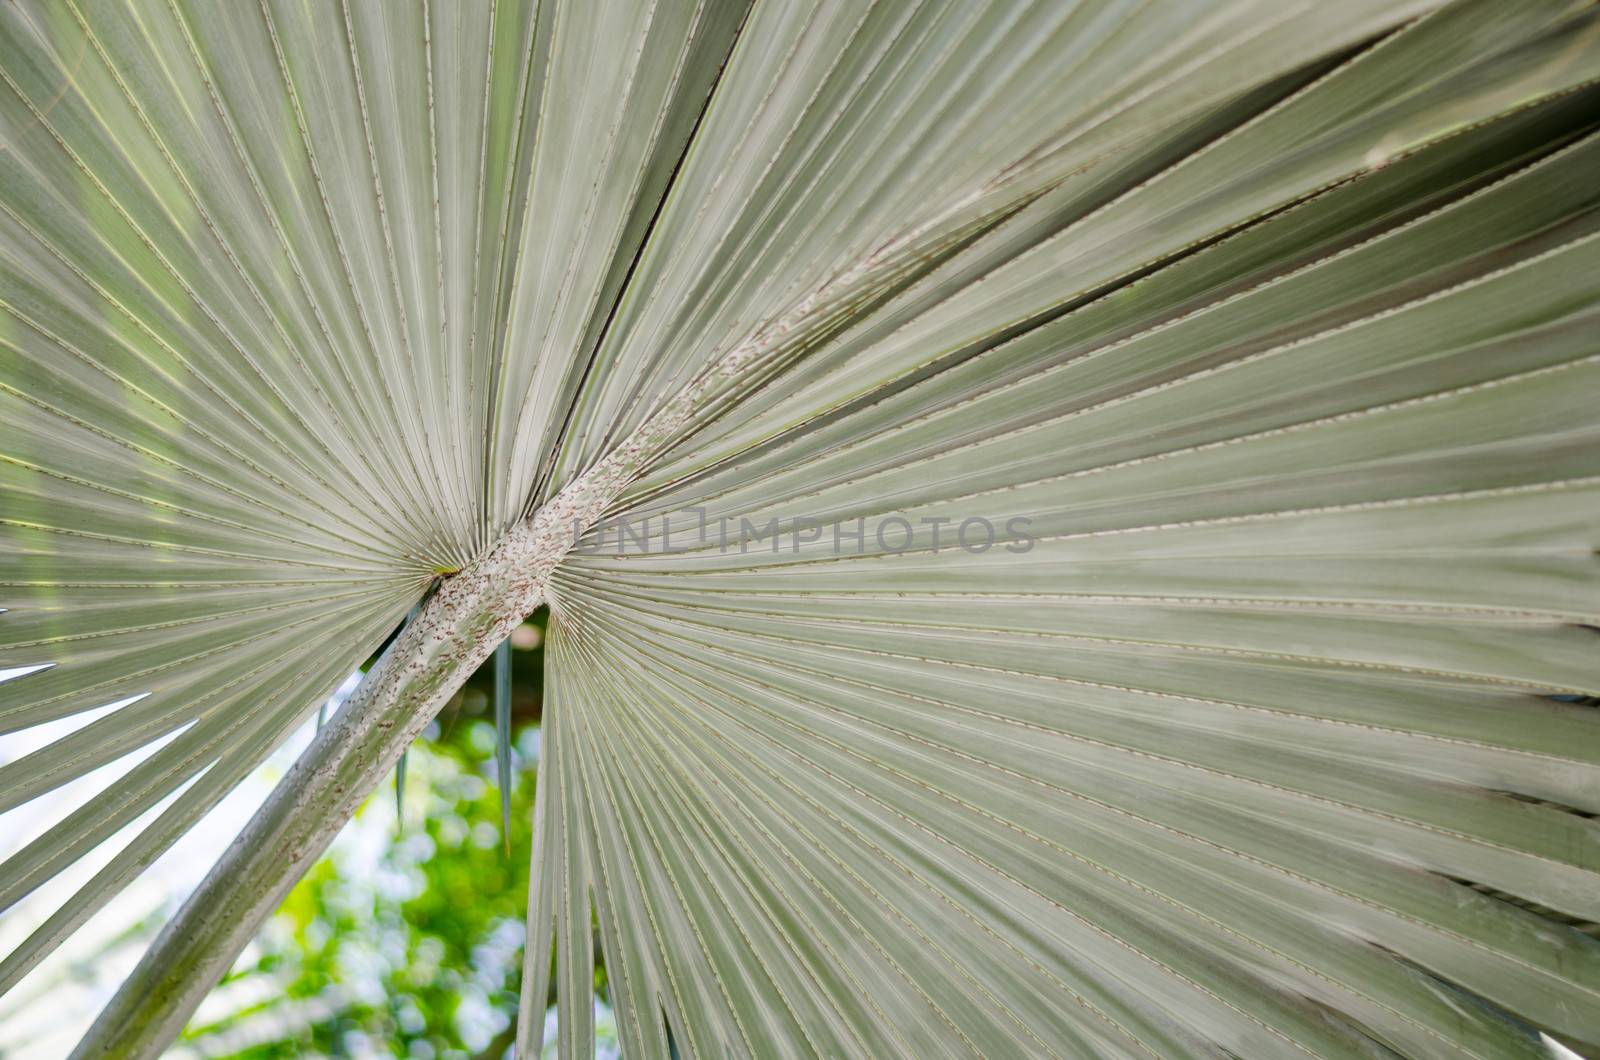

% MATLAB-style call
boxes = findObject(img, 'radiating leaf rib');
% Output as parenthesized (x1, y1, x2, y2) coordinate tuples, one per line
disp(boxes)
(0, 596, 402, 809)
(523, 6, 1600, 1055)
(632, 124, 1600, 515)
(0, 598, 391, 995)
(566, 605, 1414, 1060)
(556, 587, 1599, 1055)
(0, 597, 404, 916)
(636, 8, 1600, 494)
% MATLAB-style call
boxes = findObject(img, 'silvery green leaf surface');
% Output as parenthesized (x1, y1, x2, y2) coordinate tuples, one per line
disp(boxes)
(2, 0, 1598, 1056)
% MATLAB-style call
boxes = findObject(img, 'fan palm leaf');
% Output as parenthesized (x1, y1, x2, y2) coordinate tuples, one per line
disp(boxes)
(2, 0, 1598, 1056)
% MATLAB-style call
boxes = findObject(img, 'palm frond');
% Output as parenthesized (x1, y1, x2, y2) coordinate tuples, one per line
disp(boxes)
(1, 0, 1598, 1056)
